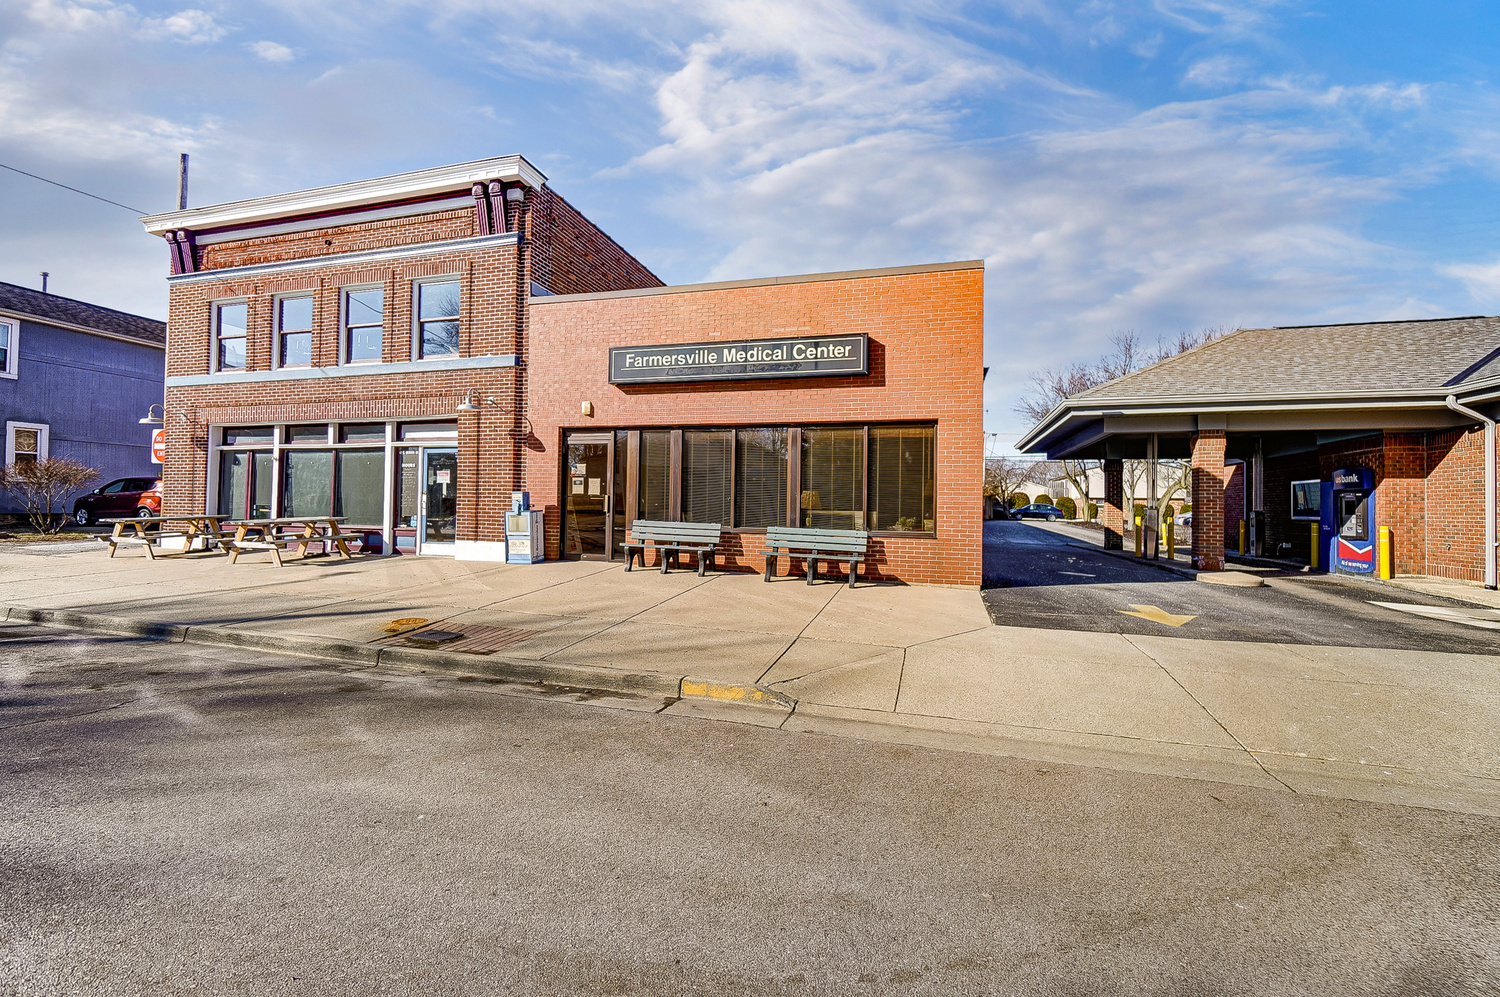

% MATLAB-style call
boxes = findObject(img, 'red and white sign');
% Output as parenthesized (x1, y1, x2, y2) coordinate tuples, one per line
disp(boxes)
(150, 428, 166, 464)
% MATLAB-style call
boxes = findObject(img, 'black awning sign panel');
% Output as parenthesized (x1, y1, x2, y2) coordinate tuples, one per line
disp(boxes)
(609, 334, 868, 384)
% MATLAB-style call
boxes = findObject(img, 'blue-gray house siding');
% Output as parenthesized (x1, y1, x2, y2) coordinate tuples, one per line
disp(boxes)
(0, 286, 165, 517)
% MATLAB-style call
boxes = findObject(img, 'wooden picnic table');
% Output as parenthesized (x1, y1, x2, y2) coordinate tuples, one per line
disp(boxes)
(223, 516, 363, 565)
(101, 514, 234, 558)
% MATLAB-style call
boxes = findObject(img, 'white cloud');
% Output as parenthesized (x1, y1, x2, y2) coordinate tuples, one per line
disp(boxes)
(138, 8, 226, 43)
(1442, 259, 1500, 305)
(248, 40, 295, 62)
(1182, 54, 1250, 88)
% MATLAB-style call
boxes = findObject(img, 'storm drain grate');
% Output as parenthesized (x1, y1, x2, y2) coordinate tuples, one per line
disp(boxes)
(380, 623, 540, 655)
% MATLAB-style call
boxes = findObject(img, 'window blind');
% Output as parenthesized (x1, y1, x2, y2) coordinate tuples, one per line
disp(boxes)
(682, 430, 731, 525)
(734, 428, 787, 528)
(640, 430, 671, 521)
(800, 427, 864, 530)
(869, 425, 934, 531)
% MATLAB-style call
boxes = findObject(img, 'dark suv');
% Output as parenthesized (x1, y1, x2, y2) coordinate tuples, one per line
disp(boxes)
(72, 477, 161, 525)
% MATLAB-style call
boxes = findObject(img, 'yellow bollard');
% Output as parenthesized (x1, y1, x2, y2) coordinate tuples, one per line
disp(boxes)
(1165, 518, 1175, 560)
(1310, 522, 1320, 570)
(1378, 526, 1393, 580)
(1135, 515, 1143, 557)
(1239, 519, 1247, 556)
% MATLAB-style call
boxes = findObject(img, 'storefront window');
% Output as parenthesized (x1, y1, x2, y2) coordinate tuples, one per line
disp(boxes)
(282, 450, 334, 517)
(735, 428, 787, 529)
(640, 430, 671, 521)
(336, 449, 385, 526)
(682, 430, 731, 526)
(868, 425, 934, 532)
(800, 427, 864, 530)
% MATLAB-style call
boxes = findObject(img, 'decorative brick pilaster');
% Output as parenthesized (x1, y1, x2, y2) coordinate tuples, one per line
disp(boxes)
(1191, 430, 1230, 571)
(1102, 458, 1124, 550)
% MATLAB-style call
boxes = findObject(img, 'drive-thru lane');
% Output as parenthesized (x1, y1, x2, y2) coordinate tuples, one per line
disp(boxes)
(982, 519, 1500, 653)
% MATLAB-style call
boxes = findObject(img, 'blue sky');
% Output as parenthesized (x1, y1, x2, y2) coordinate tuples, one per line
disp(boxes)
(3, 1, 1500, 450)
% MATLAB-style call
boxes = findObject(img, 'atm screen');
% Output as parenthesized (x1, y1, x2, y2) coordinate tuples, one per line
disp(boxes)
(1338, 492, 1368, 541)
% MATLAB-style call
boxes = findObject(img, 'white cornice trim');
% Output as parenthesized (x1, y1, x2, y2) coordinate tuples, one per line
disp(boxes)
(141, 155, 547, 235)
(193, 195, 473, 246)
(164, 232, 519, 286)
(166, 353, 520, 387)
(0, 308, 165, 351)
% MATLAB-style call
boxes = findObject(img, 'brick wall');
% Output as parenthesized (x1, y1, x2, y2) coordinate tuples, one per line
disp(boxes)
(528, 188, 664, 295)
(1422, 426, 1490, 582)
(1190, 430, 1229, 570)
(1223, 460, 1244, 552)
(1101, 459, 1124, 550)
(1261, 450, 1319, 561)
(524, 265, 985, 587)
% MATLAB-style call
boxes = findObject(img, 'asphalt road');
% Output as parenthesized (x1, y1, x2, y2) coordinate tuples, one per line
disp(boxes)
(982, 519, 1500, 652)
(3, 624, 1498, 996)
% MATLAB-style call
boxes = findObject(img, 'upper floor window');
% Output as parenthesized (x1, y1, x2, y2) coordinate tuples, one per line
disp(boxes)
(344, 287, 384, 363)
(415, 280, 460, 359)
(277, 296, 314, 368)
(215, 301, 248, 371)
(0, 321, 15, 377)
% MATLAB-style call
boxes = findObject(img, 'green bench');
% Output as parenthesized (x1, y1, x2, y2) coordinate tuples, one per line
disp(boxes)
(622, 521, 723, 576)
(763, 527, 870, 588)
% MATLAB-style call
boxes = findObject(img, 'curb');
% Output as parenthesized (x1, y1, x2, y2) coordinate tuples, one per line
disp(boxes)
(1, 605, 772, 705)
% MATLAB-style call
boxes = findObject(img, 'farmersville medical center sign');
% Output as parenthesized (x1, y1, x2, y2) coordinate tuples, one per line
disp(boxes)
(609, 334, 868, 385)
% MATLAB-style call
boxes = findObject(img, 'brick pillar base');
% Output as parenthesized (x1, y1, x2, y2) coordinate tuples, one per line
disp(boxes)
(1102, 458, 1124, 550)
(1191, 430, 1229, 571)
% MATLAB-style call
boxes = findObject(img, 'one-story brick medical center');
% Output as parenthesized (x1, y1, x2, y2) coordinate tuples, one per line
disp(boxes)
(139, 155, 984, 587)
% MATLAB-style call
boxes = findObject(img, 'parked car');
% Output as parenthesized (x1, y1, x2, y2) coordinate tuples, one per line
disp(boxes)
(1174, 512, 1192, 528)
(72, 477, 161, 525)
(1013, 503, 1066, 521)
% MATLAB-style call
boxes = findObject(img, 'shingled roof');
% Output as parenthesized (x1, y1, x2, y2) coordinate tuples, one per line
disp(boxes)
(0, 281, 165, 346)
(1075, 316, 1500, 402)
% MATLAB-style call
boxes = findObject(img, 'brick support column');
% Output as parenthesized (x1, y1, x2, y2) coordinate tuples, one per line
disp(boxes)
(1380, 431, 1426, 576)
(1101, 458, 1125, 550)
(1191, 430, 1229, 571)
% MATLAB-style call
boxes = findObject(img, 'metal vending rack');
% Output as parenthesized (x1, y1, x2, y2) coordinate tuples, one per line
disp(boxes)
(505, 491, 545, 564)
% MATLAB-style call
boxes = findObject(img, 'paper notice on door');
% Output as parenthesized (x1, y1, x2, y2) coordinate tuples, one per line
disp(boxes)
(435, 470, 451, 484)
(572, 475, 585, 495)
(588, 477, 602, 496)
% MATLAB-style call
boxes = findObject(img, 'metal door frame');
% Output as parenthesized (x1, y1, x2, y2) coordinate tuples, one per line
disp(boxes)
(418, 446, 458, 556)
(563, 432, 615, 561)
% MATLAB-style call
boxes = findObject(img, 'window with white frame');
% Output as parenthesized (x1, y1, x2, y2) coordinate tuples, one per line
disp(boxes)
(414, 279, 460, 359)
(215, 301, 248, 371)
(343, 287, 384, 363)
(0, 320, 15, 377)
(277, 295, 314, 368)
(5, 421, 48, 467)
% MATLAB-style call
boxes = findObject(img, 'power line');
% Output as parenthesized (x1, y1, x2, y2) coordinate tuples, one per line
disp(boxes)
(0, 161, 149, 215)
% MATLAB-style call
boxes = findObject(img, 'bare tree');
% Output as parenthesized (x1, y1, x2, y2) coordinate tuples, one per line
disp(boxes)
(0, 458, 100, 534)
(983, 457, 1030, 501)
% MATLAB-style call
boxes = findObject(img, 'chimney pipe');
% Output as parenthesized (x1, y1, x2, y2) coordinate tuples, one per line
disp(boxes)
(177, 153, 189, 211)
(39, 272, 48, 294)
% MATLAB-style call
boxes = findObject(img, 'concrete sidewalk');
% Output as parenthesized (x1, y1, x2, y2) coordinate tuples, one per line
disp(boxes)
(2, 544, 1497, 817)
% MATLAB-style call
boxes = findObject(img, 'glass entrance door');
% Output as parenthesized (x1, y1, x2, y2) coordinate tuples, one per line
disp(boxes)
(419, 448, 457, 556)
(564, 433, 614, 560)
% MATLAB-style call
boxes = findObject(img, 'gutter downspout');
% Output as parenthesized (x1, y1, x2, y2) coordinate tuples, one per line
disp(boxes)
(1446, 395, 1497, 590)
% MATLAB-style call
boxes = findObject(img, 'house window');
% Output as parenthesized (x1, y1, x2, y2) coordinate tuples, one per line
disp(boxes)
(5, 421, 48, 467)
(277, 296, 314, 368)
(415, 280, 460, 359)
(344, 287, 383, 363)
(0, 321, 15, 378)
(215, 301, 248, 371)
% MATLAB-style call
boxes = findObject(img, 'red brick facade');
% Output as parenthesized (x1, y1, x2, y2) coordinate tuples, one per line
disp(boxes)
(1101, 459, 1124, 550)
(525, 265, 985, 586)
(154, 160, 983, 586)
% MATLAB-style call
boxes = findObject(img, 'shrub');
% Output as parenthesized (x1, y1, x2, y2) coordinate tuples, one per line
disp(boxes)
(1132, 502, 1146, 525)
(1009, 492, 1029, 509)
(1087, 502, 1098, 520)
(1034, 494, 1052, 507)
(1056, 496, 1077, 519)
(0, 458, 100, 534)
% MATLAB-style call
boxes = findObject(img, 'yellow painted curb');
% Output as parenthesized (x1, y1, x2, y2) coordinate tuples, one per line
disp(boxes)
(680, 678, 793, 709)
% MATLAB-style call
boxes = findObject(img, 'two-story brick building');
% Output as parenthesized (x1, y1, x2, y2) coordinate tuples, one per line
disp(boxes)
(140, 156, 984, 586)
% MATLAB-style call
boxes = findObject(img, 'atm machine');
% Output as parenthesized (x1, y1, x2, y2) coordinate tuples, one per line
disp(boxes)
(1319, 468, 1375, 574)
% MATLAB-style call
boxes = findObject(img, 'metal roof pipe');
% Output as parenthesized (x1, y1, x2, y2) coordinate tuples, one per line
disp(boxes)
(1445, 395, 1497, 589)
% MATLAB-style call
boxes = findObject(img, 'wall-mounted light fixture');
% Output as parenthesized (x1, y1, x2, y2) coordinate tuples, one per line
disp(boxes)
(456, 389, 481, 413)
(138, 404, 165, 426)
(581, 400, 594, 418)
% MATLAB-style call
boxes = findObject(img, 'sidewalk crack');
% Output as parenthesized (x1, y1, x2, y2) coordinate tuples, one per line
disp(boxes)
(753, 584, 842, 684)
(1122, 633, 1296, 793)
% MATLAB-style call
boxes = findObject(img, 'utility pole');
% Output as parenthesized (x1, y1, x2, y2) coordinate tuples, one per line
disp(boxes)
(177, 153, 189, 211)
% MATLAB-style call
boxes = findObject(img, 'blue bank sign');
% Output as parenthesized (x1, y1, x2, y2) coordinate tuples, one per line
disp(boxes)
(609, 334, 868, 385)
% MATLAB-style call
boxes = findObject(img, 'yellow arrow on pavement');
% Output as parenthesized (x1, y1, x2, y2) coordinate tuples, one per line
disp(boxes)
(1116, 604, 1197, 627)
